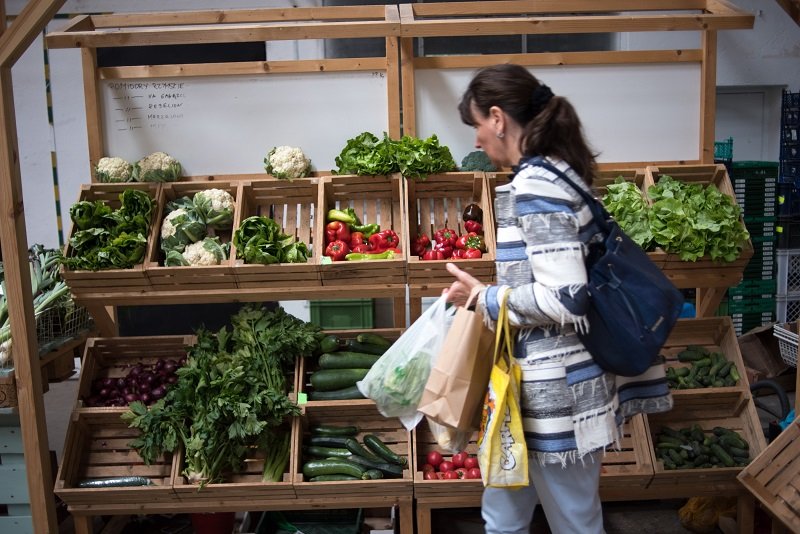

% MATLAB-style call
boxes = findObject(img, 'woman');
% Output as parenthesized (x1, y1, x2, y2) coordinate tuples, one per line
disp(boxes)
(445, 63, 673, 533)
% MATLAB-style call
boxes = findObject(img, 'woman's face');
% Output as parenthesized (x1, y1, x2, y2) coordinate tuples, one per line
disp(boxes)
(469, 102, 511, 168)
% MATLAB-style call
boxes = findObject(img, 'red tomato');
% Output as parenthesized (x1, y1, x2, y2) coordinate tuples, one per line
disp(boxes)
(444, 471, 460, 479)
(454, 468, 467, 479)
(421, 463, 435, 473)
(466, 467, 482, 479)
(438, 460, 454, 472)
(426, 451, 443, 468)
(452, 451, 468, 468)
(423, 470, 438, 480)
(463, 456, 479, 470)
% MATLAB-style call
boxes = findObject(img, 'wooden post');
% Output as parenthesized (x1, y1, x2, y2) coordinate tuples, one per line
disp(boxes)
(700, 29, 718, 164)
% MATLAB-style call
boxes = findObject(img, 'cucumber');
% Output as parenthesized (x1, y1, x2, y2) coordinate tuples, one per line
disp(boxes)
(319, 334, 346, 354)
(346, 340, 387, 355)
(311, 425, 359, 437)
(356, 332, 392, 348)
(363, 434, 407, 467)
(364, 469, 384, 480)
(310, 368, 371, 392)
(77, 476, 153, 488)
(344, 438, 382, 461)
(309, 435, 351, 448)
(302, 459, 369, 480)
(308, 385, 365, 401)
(345, 454, 404, 477)
(318, 352, 381, 370)
(309, 474, 360, 482)
(304, 445, 353, 459)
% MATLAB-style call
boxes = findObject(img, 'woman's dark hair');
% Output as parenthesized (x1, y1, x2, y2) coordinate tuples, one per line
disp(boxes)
(458, 63, 597, 185)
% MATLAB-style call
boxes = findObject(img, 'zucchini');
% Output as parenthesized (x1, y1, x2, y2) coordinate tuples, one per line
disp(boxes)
(309, 474, 359, 482)
(77, 476, 152, 488)
(311, 425, 359, 437)
(319, 334, 346, 354)
(356, 332, 392, 348)
(363, 434, 407, 467)
(344, 438, 382, 461)
(345, 454, 404, 477)
(364, 469, 384, 480)
(346, 340, 388, 355)
(310, 368, 370, 392)
(309, 435, 351, 448)
(303, 459, 369, 480)
(318, 352, 381, 370)
(304, 445, 353, 459)
(308, 385, 365, 401)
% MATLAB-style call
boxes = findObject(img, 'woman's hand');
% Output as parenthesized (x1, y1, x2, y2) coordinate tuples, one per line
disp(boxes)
(444, 262, 485, 307)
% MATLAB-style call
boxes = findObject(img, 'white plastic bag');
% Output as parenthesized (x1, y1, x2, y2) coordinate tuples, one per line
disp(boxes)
(357, 294, 453, 430)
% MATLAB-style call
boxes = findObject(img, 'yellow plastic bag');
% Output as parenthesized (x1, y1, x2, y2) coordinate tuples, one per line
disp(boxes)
(476, 290, 529, 488)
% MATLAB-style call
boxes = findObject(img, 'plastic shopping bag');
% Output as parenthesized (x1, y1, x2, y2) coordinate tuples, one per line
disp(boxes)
(477, 290, 529, 488)
(357, 294, 453, 430)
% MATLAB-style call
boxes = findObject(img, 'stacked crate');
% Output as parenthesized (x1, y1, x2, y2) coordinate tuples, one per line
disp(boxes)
(775, 90, 800, 323)
(715, 137, 734, 174)
(781, 90, 799, 184)
(724, 162, 780, 334)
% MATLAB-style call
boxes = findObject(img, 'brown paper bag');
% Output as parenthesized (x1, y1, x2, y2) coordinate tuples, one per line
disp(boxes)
(418, 290, 495, 431)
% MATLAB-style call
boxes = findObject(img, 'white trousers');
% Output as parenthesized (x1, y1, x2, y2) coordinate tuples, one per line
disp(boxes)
(481, 451, 605, 534)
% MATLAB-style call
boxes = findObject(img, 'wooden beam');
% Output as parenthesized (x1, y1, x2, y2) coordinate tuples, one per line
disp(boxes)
(0, 0, 65, 68)
(773, 0, 800, 26)
(0, 63, 58, 534)
(700, 30, 718, 164)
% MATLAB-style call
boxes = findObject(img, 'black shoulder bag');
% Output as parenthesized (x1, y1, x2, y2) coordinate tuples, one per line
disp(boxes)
(529, 158, 684, 376)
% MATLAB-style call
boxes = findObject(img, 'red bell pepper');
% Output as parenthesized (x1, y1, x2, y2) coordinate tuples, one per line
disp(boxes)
(434, 228, 457, 248)
(455, 232, 475, 250)
(326, 221, 351, 244)
(432, 241, 453, 259)
(463, 248, 483, 259)
(411, 233, 431, 256)
(451, 248, 466, 259)
(464, 220, 483, 234)
(369, 229, 399, 252)
(351, 244, 371, 253)
(350, 231, 367, 248)
(465, 233, 487, 252)
(422, 249, 446, 261)
(324, 240, 350, 261)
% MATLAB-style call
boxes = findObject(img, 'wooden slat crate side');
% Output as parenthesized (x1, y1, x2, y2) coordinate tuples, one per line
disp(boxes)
(645, 399, 766, 496)
(660, 317, 749, 417)
(593, 168, 647, 198)
(144, 181, 240, 289)
(172, 421, 296, 503)
(405, 172, 496, 284)
(76, 335, 194, 410)
(293, 403, 413, 497)
(318, 175, 407, 285)
(600, 414, 654, 489)
(231, 179, 322, 287)
(0, 371, 18, 409)
(61, 183, 159, 290)
(412, 418, 483, 499)
(298, 328, 402, 409)
(54, 410, 178, 506)
(738, 421, 800, 532)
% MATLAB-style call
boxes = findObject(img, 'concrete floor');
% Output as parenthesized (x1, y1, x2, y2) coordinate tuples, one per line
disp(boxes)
(45, 364, 794, 534)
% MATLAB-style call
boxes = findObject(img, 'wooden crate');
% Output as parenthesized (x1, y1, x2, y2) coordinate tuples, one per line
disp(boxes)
(599, 414, 655, 499)
(317, 175, 407, 286)
(644, 164, 754, 288)
(412, 417, 483, 500)
(75, 335, 194, 411)
(144, 181, 239, 290)
(0, 371, 17, 409)
(660, 317, 750, 417)
(297, 328, 402, 410)
(405, 172, 496, 285)
(54, 410, 179, 506)
(293, 403, 413, 498)
(171, 421, 296, 504)
(232, 177, 322, 288)
(593, 167, 647, 197)
(738, 419, 800, 532)
(645, 399, 767, 498)
(60, 182, 159, 295)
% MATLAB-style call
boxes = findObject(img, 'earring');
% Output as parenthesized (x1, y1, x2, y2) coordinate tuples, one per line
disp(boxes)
(496, 132, 505, 139)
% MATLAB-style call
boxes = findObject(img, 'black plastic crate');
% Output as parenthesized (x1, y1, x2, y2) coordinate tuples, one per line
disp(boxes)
(257, 509, 364, 534)
(777, 216, 800, 249)
(782, 160, 800, 180)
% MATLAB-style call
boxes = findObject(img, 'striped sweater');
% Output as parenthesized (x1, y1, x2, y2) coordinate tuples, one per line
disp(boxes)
(480, 155, 673, 466)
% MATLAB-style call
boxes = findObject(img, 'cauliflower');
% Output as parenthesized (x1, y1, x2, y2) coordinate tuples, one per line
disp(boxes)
(161, 208, 187, 239)
(94, 156, 133, 183)
(193, 188, 235, 230)
(159, 205, 207, 255)
(165, 236, 228, 266)
(264, 145, 311, 180)
(134, 151, 182, 182)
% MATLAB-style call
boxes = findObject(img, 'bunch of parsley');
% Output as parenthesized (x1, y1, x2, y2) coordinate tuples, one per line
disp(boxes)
(123, 305, 322, 485)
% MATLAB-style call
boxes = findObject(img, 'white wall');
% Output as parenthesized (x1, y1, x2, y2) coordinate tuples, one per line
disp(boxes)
(5, 1, 800, 250)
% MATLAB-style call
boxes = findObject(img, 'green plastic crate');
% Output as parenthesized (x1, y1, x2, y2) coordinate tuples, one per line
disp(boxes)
(309, 299, 374, 329)
(257, 509, 363, 534)
(714, 137, 734, 161)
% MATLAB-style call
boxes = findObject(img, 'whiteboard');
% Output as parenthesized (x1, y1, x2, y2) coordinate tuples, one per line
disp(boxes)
(101, 71, 389, 175)
(414, 64, 702, 165)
